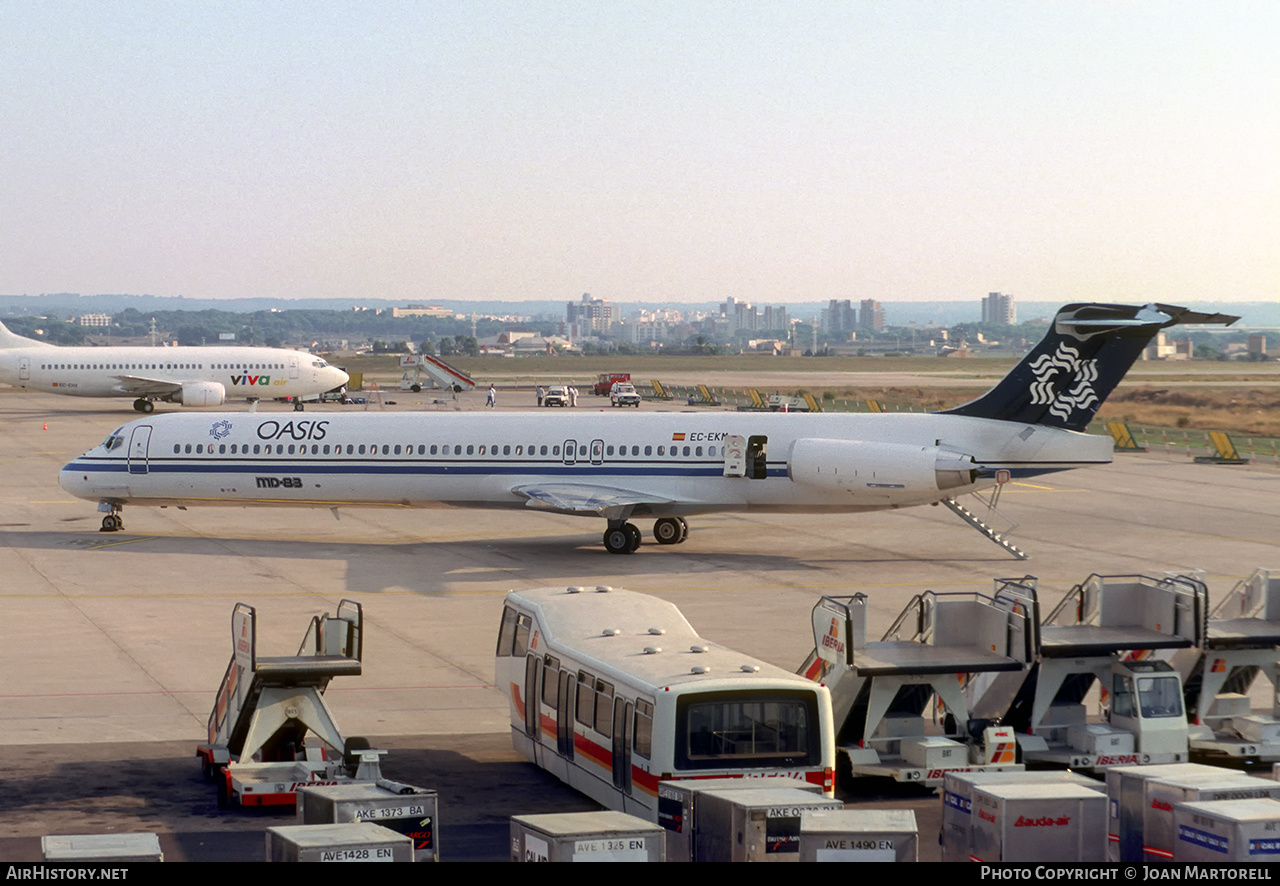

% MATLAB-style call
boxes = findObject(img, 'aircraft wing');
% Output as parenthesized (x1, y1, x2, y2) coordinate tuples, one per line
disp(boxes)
(511, 482, 677, 517)
(108, 374, 185, 396)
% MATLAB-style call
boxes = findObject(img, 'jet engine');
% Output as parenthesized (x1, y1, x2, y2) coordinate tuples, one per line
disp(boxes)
(788, 438, 979, 497)
(175, 381, 226, 407)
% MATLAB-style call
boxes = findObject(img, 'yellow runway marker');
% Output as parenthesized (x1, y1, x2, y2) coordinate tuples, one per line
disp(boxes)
(86, 536, 159, 550)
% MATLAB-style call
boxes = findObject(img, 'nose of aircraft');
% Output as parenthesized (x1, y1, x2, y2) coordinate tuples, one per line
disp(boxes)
(327, 365, 350, 389)
(59, 459, 92, 500)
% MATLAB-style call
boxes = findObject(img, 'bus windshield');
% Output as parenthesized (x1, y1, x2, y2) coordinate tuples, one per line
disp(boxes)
(676, 689, 820, 770)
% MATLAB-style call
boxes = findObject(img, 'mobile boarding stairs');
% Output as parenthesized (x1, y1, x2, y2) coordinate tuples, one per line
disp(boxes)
(1170, 568, 1280, 762)
(800, 587, 1035, 786)
(967, 573, 1205, 773)
(399, 354, 476, 393)
(197, 599, 385, 807)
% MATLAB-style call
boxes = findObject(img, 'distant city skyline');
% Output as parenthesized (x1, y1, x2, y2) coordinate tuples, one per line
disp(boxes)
(4, 3, 1277, 305)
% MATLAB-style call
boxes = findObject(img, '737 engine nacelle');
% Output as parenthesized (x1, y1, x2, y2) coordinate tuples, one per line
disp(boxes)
(175, 381, 226, 407)
(788, 438, 979, 499)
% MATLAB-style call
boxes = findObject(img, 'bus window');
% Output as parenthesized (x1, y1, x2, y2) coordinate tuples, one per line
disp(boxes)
(496, 607, 518, 657)
(612, 698, 633, 791)
(557, 669, 575, 759)
(523, 655, 541, 738)
(594, 679, 614, 737)
(512, 613, 532, 657)
(576, 672, 595, 729)
(542, 655, 560, 707)
(634, 699, 654, 759)
(677, 690, 819, 770)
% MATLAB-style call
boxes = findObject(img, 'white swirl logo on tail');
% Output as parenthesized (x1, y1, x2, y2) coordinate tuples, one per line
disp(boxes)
(1028, 343, 1099, 421)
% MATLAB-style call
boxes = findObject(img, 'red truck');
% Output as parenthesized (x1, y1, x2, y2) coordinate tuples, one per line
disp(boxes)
(592, 372, 631, 396)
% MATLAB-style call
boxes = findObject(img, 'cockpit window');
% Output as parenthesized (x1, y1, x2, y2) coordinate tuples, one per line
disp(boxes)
(102, 428, 126, 451)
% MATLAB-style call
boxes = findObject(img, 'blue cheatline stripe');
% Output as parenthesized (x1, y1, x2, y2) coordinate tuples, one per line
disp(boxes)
(66, 457, 1078, 481)
(66, 458, 776, 480)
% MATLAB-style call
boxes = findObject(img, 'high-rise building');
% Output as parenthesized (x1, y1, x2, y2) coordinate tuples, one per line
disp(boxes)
(859, 299, 885, 332)
(566, 294, 617, 334)
(982, 292, 1016, 325)
(823, 300, 856, 334)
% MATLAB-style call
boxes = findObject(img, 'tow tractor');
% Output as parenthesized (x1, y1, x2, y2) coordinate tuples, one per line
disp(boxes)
(799, 587, 1034, 786)
(968, 574, 1204, 773)
(197, 600, 386, 807)
(1171, 568, 1280, 762)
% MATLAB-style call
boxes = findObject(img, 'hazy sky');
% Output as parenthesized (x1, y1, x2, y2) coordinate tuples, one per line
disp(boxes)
(3, 2, 1277, 305)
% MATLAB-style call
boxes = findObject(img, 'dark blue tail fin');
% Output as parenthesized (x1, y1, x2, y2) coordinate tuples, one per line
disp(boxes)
(941, 303, 1237, 431)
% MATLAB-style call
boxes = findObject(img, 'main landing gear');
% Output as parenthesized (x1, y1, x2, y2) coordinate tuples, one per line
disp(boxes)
(99, 503, 124, 533)
(602, 518, 688, 554)
(132, 398, 154, 413)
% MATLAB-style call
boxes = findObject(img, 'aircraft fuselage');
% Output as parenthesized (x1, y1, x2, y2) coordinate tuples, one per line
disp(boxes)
(59, 409, 1110, 515)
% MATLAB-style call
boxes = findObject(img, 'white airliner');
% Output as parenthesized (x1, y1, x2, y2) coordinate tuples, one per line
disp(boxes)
(60, 303, 1234, 550)
(0, 320, 349, 412)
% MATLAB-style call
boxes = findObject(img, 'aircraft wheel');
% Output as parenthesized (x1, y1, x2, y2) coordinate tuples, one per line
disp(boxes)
(675, 517, 689, 543)
(100, 514, 122, 533)
(653, 517, 683, 545)
(625, 522, 642, 552)
(132, 399, 147, 412)
(603, 526, 635, 555)
(141, 400, 154, 413)
(603, 526, 630, 554)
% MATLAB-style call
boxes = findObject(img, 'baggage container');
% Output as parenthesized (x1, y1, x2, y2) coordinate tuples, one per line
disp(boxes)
(693, 787, 843, 862)
(1141, 772, 1280, 862)
(941, 770, 1103, 862)
(969, 782, 1107, 863)
(1106, 762, 1235, 861)
(510, 811, 664, 862)
(265, 822, 413, 862)
(656, 777, 824, 862)
(1173, 798, 1280, 862)
(296, 781, 438, 862)
(798, 808, 917, 862)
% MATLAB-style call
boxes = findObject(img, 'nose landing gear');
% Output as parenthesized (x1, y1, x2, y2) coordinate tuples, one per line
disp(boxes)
(99, 503, 124, 532)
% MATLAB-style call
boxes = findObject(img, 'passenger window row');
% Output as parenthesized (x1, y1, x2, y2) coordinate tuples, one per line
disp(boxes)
(169, 441, 722, 458)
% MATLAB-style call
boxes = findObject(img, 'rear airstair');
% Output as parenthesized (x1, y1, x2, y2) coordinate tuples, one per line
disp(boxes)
(968, 573, 1205, 772)
(197, 599, 384, 807)
(1171, 568, 1280, 761)
(800, 587, 1035, 786)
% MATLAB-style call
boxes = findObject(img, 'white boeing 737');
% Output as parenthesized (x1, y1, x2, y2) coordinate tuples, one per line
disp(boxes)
(60, 303, 1233, 551)
(0, 320, 348, 412)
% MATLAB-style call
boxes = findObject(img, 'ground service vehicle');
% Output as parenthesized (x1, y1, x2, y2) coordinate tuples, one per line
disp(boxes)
(593, 373, 630, 396)
(542, 385, 569, 407)
(1171, 568, 1280, 762)
(800, 588, 1032, 786)
(398, 354, 476, 393)
(496, 586, 835, 821)
(197, 600, 385, 807)
(610, 382, 641, 407)
(968, 574, 1203, 772)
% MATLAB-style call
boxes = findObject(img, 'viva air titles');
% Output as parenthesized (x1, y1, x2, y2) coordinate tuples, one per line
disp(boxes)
(0, 320, 348, 412)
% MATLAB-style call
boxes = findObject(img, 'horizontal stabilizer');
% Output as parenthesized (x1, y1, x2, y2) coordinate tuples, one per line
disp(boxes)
(942, 303, 1237, 431)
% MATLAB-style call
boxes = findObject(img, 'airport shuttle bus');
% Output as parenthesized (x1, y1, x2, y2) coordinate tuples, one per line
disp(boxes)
(495, 586, 835, 821)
